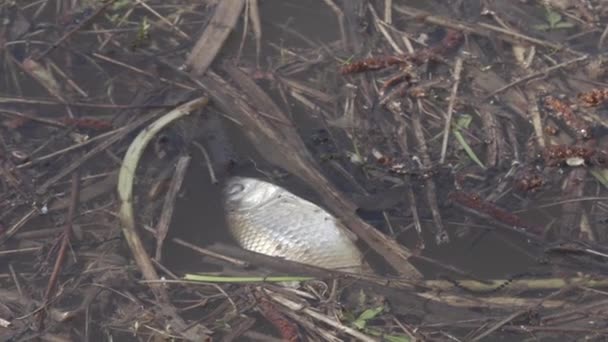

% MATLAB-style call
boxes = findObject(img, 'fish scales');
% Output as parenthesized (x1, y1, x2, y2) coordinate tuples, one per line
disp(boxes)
(223, 177, 364, 271)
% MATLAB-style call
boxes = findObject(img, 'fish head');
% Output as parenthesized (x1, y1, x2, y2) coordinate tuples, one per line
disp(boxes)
(223, 177, 280, 210)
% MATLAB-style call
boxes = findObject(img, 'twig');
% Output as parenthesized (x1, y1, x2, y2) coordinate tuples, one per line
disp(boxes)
(440, 57, 464, 164)
(385, 102, 424, 246)
(192, 141, 218, 184)
(92, 52, 196, 90)
(17, 128, 123, 169)
(169, 237, 249, 267)
(186, 0, 246, 76)
(393, 4, 584, 55)
(155, 156, 191, 262)
(527, 93, 546, 149)
(38, 171, 81, 328)
(0, 96, 176, 109)
(368, 2, 404, 54)
(0, 208, 38, 245)
(412, 100, 448, 244)
(248, 0, 262, 67)
(235, 0, 250, 64)
(483, 55, 588, 101)
(471, 310, 529, 341)
(321, 0, 347, 50)
(599, 22, 608, 50)
(134, 0, 190, 39)
(34, 0, 115, 61)
(264, 288, 377, 342)
(36, 104, 173, 194)
(384, 0, 392, 24)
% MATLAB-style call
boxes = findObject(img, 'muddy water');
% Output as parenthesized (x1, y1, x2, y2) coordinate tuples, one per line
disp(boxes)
(163, 1, 541, 281)
(2, 1, 589, 339)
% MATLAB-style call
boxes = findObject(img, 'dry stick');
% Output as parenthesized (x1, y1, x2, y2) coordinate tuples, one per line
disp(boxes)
(205, 65, 421, 278)
(599, 22, 608, 50)
(248, 0, 262, 67)
(191, 141, 218, 184)
(155, 156, 191, 262)
(48, 62, 89, 98)
(471, 310, 529, 342)
(35, 0, 116, 61)
(440, 57, 464, 164)
(393, 4, 583, 55)
(384, 0, 392, 24)
(416, 292, 567, 310)
(185, 0, 246, 76)
(235, 0, 250, 64)
(321, 0, 348, 50)
(0, 108, 73, 128)
(0, 247, 40, 257)
(527, 92, 546, 149)
(264, 288, 377, 342)
(36, 107, 167, 194)
(134, 0, 190, 39)
(0, 208, 37, 245)
(0, 96, 176, 109)
(368, 2, 404, 54)
(483, 55, 588, 101)
(92, 52, 195, 90)
(386, 102, 424, 246)
(475, 105, 503, 168)
(38, 171, 80, 328)
(18, 128, 123, 169)
(169, 237, 249, 267)
(412, 100, 448, 244)
(541, 298, 608, 325)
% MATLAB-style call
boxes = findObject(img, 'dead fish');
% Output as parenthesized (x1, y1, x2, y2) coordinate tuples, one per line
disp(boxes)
(223, 176, 364, 271)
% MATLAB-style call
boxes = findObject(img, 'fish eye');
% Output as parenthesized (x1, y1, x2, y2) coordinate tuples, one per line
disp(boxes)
(226, 183, 245, 196)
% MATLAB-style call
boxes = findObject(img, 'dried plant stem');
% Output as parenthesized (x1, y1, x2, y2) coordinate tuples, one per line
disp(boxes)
(39, 171, 80, 328)
(321, 0, 347, 49)
(155, 156, 191, 262)
(118, 97, 208, 287)
(440, 57, 464, 164)
(186, 0, 246, 76)
(484, 55, 588, 100)
(412, 100, 448, 244)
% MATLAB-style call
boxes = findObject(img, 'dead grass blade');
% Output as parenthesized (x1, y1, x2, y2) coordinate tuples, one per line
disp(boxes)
(186, 0, 246, 76)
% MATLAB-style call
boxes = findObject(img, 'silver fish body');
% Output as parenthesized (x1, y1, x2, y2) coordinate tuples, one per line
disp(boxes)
(222, 177, 364, 271)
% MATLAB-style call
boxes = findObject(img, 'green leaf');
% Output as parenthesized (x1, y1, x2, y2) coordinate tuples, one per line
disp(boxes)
(554, 21, 575, 29)
(352, 306, 384, 330)
(455, 114, 473, 130)
(453, 130, 486, 169)
(451, 114, 485, 168)
(546, 10, 562, 27)
(385, 334, 411, 342)
(533, 24, 551, 31)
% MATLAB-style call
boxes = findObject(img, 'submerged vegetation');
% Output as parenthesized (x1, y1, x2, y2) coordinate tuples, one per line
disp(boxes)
(2, 0, 608, 340)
